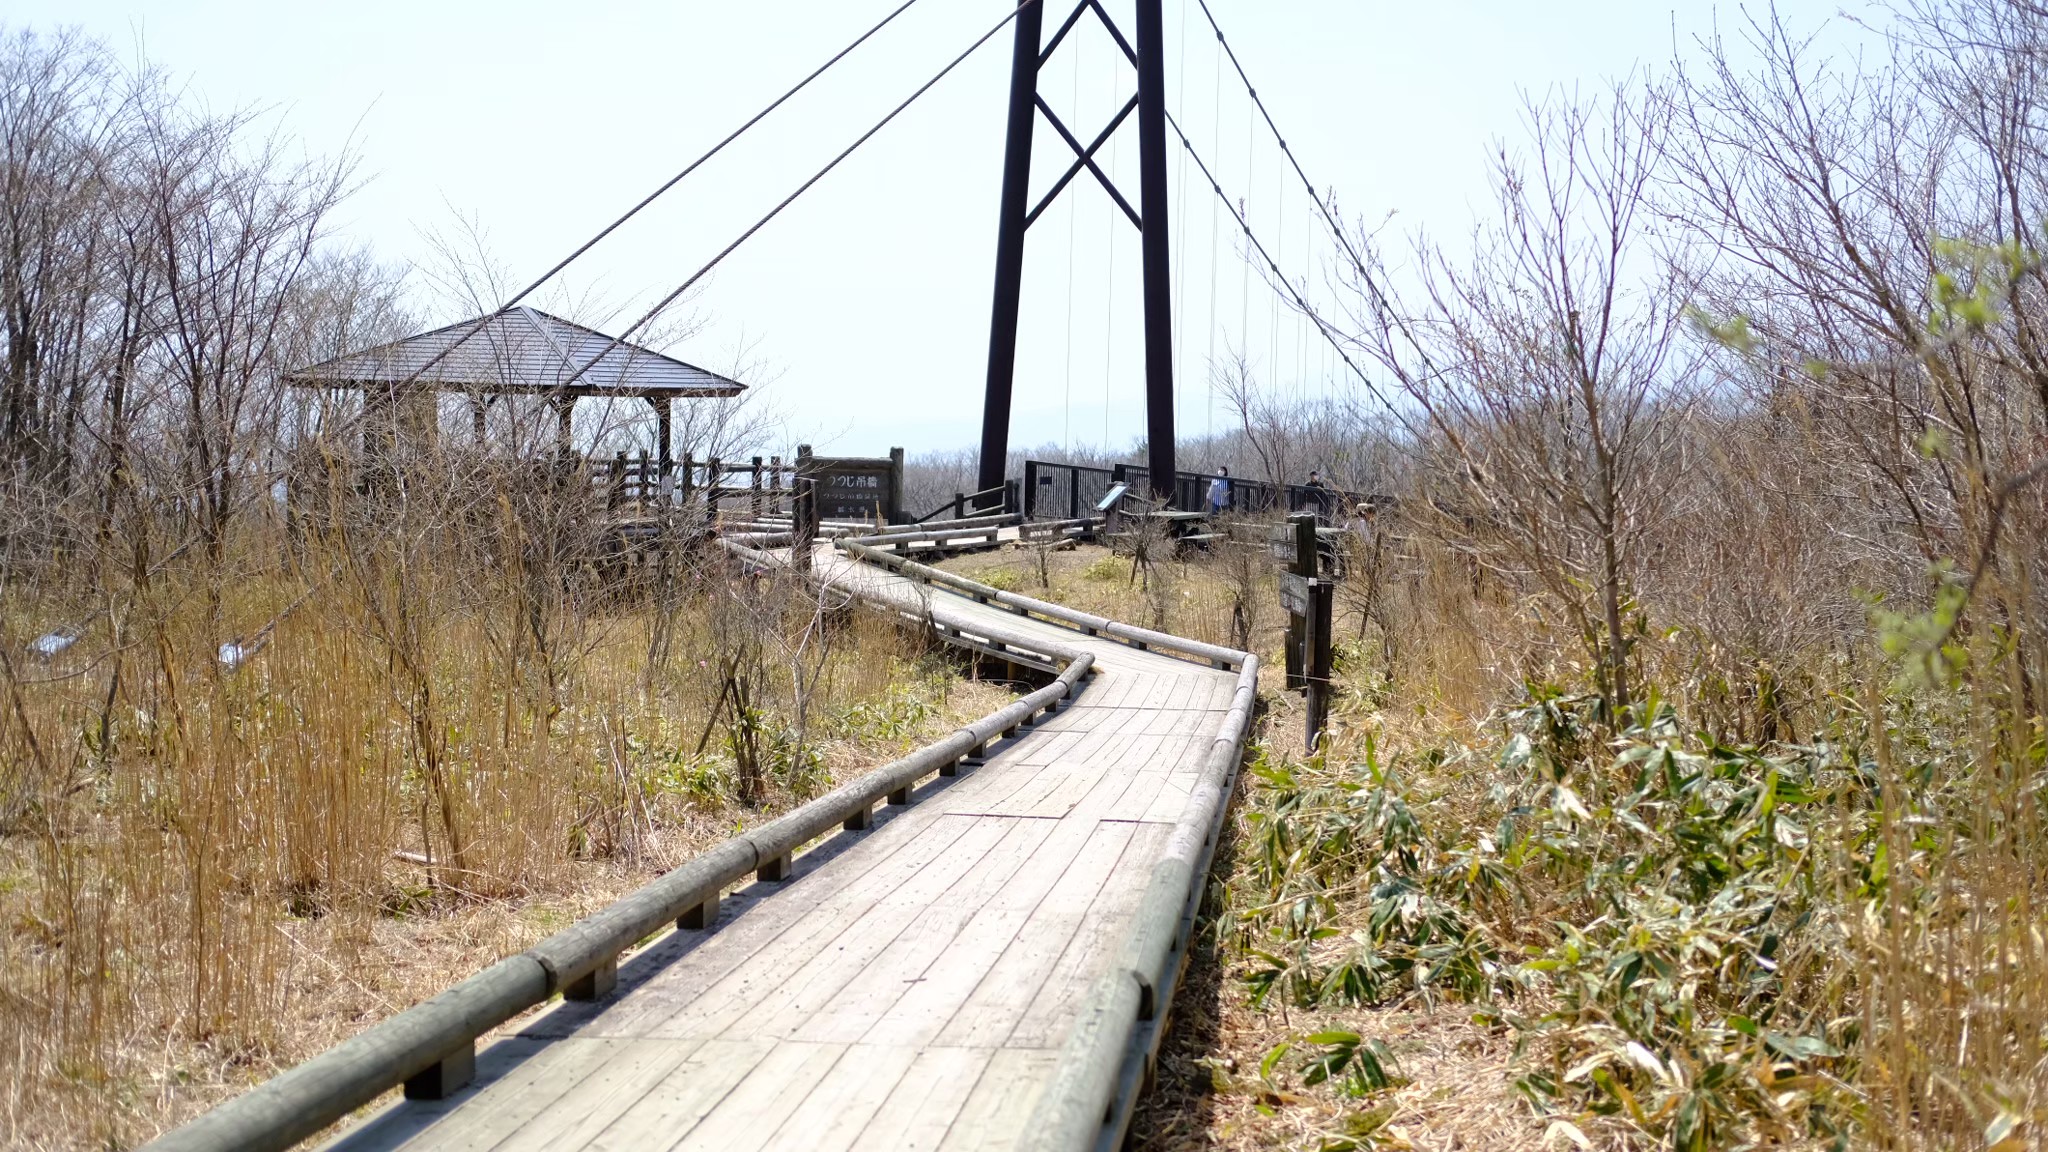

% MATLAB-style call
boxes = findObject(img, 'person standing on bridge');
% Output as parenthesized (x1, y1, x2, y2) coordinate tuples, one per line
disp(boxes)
(1205, 466, 1231, 516)
(1302, 469, 1333, 519)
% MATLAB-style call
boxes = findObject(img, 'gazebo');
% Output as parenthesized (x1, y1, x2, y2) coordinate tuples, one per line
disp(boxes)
(286, 306, 746, 477)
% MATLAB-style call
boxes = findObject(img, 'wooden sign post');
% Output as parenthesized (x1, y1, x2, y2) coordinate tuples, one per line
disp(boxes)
(1276, 512, 1334, 751)
(793, 444, 818, 575)
(1305, 574, 1333, 753)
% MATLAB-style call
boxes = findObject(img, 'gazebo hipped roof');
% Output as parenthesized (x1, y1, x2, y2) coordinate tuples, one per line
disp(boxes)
(286, 307, 745, 399)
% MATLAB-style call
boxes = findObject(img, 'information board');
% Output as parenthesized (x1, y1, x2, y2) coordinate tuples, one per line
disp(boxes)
(806, 449, 904, 524)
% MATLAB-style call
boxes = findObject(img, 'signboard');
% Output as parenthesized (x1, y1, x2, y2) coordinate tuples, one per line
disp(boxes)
(806, 450, 904, 524)
(1270, 523, 1345, 566)
(1279, 572, 1313, 616)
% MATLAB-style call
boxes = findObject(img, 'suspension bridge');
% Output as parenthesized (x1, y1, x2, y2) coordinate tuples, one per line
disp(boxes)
(142, 1, 1364, 1148)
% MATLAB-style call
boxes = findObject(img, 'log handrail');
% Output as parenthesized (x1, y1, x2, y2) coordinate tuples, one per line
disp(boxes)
(139, 585, 1094, 1152)
(1022, 652, 1259, 1152)
(911, 482, 1009, 523)
(144, 533, 1257, 1152)
(834, 536, 1245, 671)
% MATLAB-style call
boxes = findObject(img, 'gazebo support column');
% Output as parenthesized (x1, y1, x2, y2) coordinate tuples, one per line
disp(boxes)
(651, 395, 673, 479)
(548, 393, 575, 457)
(471, 394, 487, 446)
(361, 384, 391, 460)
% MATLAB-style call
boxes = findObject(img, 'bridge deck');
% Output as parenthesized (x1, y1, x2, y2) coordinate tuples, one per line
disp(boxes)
(328, 551, 1236, 1152)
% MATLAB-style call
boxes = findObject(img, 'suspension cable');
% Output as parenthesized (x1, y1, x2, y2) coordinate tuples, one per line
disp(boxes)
(1102, 35, 1119, 451)
(387, 0, 930, 393)
(1204, 24, 1222, 440)
(505, 0, 926, 312)
(1173, 0, 1191, 435)
(1063, 30, 1082, 454)
(558, 0, 1044, 393)
(1192, 0, 1403, 337)
(1164, 109, 1404, 419)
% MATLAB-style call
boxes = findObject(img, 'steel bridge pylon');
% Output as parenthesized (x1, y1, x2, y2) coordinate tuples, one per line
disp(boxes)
(976, 0, 1177, 506)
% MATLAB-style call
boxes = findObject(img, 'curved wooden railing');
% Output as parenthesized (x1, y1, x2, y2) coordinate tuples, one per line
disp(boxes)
(831, 524, 1262, 1152)
(140, 599, 1094, 1152)
(834, 537, 1246, 671)
(145, 526, 1260, 1152)
(1024, 655, 1258, 1152)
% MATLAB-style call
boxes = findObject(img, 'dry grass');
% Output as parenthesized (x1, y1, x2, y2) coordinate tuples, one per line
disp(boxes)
(998, 526, 2047, 1152)
(947, 538, 1551, 1150)
(1132, 803, 1542, 1152)
(0, 529, 1007, 1151)
(941, 536, 1287, 655)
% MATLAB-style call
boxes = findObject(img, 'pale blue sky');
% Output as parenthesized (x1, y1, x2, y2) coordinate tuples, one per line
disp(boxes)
(9, 1, 1858, 456)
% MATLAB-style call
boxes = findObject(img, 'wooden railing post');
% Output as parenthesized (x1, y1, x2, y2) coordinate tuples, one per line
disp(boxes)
(887, 446, 905, 525)
(750, 455, 764, 517)
(607, 451, 626, 512)
(635, 449, 649, 510)
(769, 454, 784, 514)
(705, 456, 722, 535)
(794, 444, 816, 575)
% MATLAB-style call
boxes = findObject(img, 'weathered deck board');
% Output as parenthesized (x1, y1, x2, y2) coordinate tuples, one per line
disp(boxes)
(931, 822, 1155, 1051)
(327, 548, 1239, 1152)
(844, 1047, 994, 1152)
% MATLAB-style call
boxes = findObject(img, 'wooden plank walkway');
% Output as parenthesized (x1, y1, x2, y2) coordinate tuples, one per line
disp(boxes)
(329, 549, 1236, 1152)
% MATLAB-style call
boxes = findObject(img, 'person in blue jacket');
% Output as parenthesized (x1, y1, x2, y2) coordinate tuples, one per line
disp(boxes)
(1205, 466, 1231, 515)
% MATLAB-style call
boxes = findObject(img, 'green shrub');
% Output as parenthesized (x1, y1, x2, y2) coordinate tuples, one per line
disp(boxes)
(1082, 555, 1125, 582)
(977, 567, 1022, 592)
(1234, 687, 1897, 1147)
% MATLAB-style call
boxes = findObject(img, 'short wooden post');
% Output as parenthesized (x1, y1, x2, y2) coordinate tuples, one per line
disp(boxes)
(769, 454, 784, 514)
(952, 492, 965, 520)
(565, 957, 617, 1001)
(635, 450, 650, 510)
(678, 892, 719, 930)
(758, 854, 793, 882)
(843, 803, 874, 831)
(404, 1041, 475, 1100)
(750, 455, 764, 517)
(888, 785, 912, 806)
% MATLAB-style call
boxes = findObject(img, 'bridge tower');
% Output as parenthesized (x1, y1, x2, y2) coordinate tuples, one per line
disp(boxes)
(976, 0, 1177, 505)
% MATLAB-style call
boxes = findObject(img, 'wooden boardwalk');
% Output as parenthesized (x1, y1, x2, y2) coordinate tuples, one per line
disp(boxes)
(328, 550, 1239, 1152)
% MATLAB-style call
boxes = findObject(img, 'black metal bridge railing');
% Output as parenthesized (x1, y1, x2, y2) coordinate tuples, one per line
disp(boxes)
(1021, 459, 1373, 520)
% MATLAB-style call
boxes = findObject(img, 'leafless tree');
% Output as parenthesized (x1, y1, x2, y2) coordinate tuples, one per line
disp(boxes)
(1666, 1, 2048, 707)
(1342, 79, 1695, 716)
